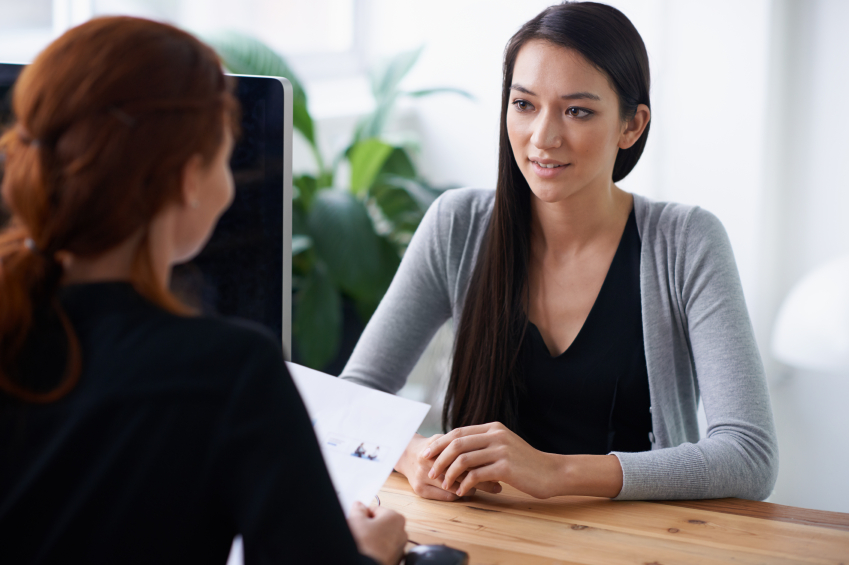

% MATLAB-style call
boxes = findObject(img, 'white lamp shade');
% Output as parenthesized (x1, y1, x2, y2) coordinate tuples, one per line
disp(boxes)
(771, 254, 849, 373)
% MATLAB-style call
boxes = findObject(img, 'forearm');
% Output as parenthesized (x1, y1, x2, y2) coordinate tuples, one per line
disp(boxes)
(550, 454, 624, 498)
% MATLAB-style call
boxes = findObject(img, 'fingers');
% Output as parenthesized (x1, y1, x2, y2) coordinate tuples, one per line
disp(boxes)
(469, 480, 502, 494)
(426, 433, 444, 445)
(406, 434, 502, 503)
(451, 471, 501, 494)
(349, 501, 372, 518)
(372, 506, 405, 526)
(456, 464, 505, 497)
(428, 433, 492, 480)
(352, 507, 406, 565)
(417, 483, 461, 501)
(422, 424, 494, 459)
(376, 508, 408, 565)
(440, 449, 494, 489)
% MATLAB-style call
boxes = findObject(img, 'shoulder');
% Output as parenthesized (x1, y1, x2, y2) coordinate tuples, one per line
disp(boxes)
(129, 306, 286, 385)
(433, 187, 495, 215)
(633, 194, 739, 301)
(168, 313, 283, 362)
(422, 187, 494, 244)
(397, 188, 495, 302)
(633, 193, 729, 253)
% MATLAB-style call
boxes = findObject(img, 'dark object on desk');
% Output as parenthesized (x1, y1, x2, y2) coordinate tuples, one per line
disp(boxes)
(405, 544, 469, 565)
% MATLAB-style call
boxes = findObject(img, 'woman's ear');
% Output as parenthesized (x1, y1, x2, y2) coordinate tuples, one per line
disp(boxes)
(180, 154, 204, 209)
(618, 104, 651, 150)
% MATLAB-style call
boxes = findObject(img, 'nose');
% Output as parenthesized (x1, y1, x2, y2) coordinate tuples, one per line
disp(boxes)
(530, 108, 563, 150)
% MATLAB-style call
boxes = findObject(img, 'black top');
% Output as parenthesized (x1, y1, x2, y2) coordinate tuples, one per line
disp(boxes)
(0, 283, 376, 565)
(517, 209, 652, 455)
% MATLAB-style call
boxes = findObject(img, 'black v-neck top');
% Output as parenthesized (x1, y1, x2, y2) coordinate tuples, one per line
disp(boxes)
(0, 283, 376, 565)
(516, 209, 652, 456)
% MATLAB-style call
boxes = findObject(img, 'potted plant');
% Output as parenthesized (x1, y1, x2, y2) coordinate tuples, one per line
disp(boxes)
(206, 32, 470, 371)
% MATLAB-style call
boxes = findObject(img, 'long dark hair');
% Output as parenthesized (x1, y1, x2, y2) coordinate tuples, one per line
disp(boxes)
(0, 17, 238, 403)
(444, 2, 651, 431)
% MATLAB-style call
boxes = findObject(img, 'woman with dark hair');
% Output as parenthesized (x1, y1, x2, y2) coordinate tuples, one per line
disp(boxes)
(342, 1, 778, 502)
(0, 17, 405, 564)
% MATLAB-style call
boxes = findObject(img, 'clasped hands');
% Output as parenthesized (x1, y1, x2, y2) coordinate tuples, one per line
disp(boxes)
(395, 422, 564, 501)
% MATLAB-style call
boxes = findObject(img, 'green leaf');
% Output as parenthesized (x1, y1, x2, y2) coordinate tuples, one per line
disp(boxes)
(349, 139, 394, 195)
(292, 199, 308, 234)
(370, 182, 420, 224)
(353, 236, 401, 322)
(307, 189, 383, 300)
(352, 92, 398, 145)
(292, 102, 316, 148)
(204, 31, 316, 146)
(380, 147, 416, 179)
(317, 170, 334, 190)
(371, 46, 424, 101)
(351, 47, 424, 144)
(378, 175, 441, 211)
(293, 265, 341, 369)
(294, 174, 318, 209)
(405, 87, 475, 100)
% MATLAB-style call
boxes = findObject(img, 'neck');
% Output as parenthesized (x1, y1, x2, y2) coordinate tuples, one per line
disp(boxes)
(530, 180, 631, 257)
(61, 209, 175, 288)
(60, 232, 142, 285)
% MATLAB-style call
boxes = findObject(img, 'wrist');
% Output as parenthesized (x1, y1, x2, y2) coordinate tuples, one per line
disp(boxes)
(394, 433, 424, 475)
(548, 453, 573, 498)
(554, 454, 624, 498)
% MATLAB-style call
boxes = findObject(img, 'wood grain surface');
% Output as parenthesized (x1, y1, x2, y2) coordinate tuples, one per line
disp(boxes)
(658, 499, 849, 532)
(379, 472, 849, 565)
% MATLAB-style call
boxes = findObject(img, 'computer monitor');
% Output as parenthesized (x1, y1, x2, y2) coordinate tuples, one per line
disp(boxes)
(0, 63, 293, 355)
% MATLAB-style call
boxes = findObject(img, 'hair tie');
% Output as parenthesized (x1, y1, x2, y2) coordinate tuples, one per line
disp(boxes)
(15, 124, 41, 148)
(23, 238, 53, 261)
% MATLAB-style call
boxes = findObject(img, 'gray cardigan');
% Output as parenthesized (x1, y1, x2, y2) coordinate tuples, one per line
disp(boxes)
(341, 188, 778, 501)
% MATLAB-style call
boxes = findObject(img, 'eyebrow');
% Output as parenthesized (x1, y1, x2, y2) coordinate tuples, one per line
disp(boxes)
(510, 84, 601, 101)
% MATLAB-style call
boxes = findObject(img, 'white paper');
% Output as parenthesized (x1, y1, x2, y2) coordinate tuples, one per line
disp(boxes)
(285, 362, 430, 515)
(226, 363, 429, 565)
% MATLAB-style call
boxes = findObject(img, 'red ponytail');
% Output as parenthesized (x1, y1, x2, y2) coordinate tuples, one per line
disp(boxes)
(0, 17, 238, 402)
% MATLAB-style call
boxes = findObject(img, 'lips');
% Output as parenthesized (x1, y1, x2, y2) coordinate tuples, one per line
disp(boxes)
(531, 160, 566, 169)
(529, 158, 570, 178)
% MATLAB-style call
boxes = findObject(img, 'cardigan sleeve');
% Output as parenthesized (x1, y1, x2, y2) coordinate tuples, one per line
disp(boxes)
(339, 192, 454, 392)
(612, 207, 779, 501)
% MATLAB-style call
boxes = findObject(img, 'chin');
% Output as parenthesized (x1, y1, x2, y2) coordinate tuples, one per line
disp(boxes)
(528, 183, 581, 204)
(172, 244, 204, 265)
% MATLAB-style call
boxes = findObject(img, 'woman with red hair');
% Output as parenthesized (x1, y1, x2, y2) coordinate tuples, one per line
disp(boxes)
(0, 17, 405, 565)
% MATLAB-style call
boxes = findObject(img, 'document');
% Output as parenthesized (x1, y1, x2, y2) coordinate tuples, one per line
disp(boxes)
(285, 362, 430, 515)
(226, 363, 430, 565)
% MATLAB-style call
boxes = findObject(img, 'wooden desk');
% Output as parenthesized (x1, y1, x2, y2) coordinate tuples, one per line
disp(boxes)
(378, 472, 849, 564)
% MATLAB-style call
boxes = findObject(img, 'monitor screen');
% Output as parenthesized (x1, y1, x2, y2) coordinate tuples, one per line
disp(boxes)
(0, 64, 293, 354)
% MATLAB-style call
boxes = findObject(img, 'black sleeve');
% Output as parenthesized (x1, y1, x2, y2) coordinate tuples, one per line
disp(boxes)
(211, 333, 380, 565)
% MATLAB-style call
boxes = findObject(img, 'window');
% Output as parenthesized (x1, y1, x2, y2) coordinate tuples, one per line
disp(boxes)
(0, 0, 362, 79)
(94, 0, 361, 79)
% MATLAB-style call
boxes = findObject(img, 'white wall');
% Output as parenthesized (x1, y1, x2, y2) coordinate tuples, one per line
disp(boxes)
(760, 0, 849, 513)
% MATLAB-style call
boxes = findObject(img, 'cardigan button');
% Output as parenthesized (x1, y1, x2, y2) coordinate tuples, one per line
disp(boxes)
(648, 432, 655, 443)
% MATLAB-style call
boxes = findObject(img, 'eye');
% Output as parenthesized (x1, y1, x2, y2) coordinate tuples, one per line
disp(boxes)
(512, 99, 534, 112)
(566, 107, 593, 119)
